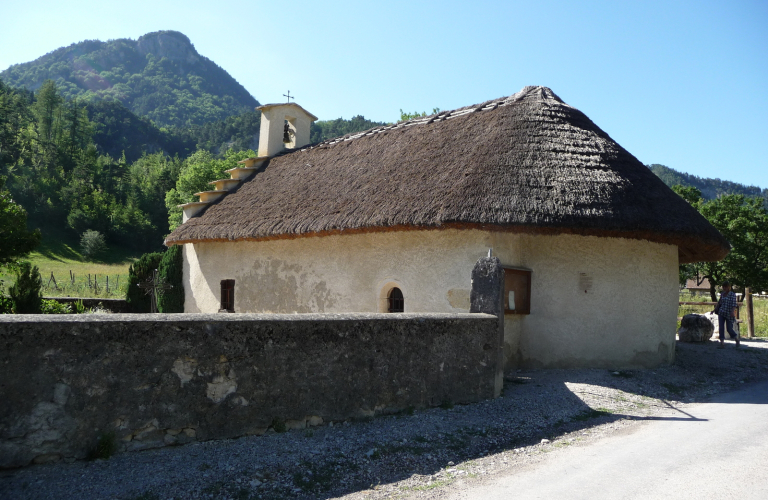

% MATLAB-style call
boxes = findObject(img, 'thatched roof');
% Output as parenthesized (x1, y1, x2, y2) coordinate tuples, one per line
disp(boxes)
(165, 86, 729, 263)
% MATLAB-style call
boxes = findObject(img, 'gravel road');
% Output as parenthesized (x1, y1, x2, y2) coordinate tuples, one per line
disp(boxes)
(436, 380, 768, 500)
(2, 338, 767, 500)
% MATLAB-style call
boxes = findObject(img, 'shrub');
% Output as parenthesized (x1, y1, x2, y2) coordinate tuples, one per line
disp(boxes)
(125, 251, 163, 313)
(80, 230, 107, 260)
(41, 299, 72, 314)
(9, 262, 42, 313)
(88, 431, 117, 460)
(157, 244, 184, 313)
(72, 299, 87, 314)
(271, 418, 287, 433)
(0, 279, 13, 314)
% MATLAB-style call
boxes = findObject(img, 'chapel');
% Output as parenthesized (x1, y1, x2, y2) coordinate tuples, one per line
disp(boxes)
(164, 86, 729, 369)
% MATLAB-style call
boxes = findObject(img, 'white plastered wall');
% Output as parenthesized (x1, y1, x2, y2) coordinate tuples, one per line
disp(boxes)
(182, 229, 678, 369)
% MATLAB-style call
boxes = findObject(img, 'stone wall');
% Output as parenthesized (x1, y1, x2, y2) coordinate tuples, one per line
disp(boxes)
(0, 311, 500, 468)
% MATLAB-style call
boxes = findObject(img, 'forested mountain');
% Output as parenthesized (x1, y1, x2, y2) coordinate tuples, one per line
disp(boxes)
(0, 31, 258, 127)
(310, 116, 388, 143)
(0, 31, 406, 255)
(84, 99, 260, 162)
(0, 78, 178, 252)
(650, 164, 767, 200)
(85, 100, 194, 161)
(182, 110, 261, 154)
(0, 75, 394, 257)
(86, 99, 384, 163)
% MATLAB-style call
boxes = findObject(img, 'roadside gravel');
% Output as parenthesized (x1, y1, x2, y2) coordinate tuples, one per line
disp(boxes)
(2, 338, 767, 500)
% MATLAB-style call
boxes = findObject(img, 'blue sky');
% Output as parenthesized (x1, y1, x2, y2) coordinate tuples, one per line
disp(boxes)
(3, 0, 767, 188)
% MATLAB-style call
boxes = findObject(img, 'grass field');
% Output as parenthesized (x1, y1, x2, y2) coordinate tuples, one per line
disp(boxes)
(679, 291, 768, 337)
(1, 226, 140, 299)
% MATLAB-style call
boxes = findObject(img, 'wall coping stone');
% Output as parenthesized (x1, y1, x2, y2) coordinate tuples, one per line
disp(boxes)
(0, 312, 495, 324)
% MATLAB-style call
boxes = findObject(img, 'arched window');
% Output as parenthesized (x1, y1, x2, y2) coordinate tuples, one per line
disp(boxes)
(388, 287, 404, 313)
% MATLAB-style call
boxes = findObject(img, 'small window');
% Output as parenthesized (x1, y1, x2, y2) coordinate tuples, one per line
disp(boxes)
(504, 268, 531, 314)
(220, 279, 235, 312)
(388, 287, 404, 313)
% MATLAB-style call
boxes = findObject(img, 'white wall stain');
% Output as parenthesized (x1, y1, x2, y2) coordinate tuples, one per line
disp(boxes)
(206, 358, 237, 403)
(171, 357, 198, 386)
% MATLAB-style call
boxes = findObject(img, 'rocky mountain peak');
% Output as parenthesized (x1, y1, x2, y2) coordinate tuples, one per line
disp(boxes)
(136, 30, 200, 64)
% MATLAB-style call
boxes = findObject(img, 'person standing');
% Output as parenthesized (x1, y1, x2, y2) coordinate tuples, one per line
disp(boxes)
(715, 281, 740, 348)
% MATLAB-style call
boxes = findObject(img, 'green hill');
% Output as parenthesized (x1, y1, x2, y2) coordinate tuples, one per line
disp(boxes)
(310, 115, 388, 143)
(85, 99, 195, 161)
(84, 99, 261, 162)
(649, 164, 767, 200)
(0, 30, 259, 128)
(86, 98, 385, 163)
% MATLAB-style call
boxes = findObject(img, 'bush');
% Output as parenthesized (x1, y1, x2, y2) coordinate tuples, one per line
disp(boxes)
(125, 251, 163, 313)
(88, 431, 117, 460)
(41, 299, 72, 314)
(157, 244, 184, 313)
(0, 279, 13, 314)
(73, 299, 87, 314)
(9, 262, 42, 313)
(80, 230, 107, 260)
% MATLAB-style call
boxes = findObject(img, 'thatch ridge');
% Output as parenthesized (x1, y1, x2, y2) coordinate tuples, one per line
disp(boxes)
(165, 86, 729, 263)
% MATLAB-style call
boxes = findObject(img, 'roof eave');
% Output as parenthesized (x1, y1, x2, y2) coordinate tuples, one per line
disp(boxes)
(164, 222, 730, 263)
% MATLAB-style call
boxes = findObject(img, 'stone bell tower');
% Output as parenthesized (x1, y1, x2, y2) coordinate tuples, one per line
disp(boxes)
(257, 102, 318, 158)
(178, 100, 318, 223)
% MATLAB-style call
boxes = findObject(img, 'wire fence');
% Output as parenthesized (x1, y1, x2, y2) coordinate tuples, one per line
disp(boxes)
(41, 270, 128, 299)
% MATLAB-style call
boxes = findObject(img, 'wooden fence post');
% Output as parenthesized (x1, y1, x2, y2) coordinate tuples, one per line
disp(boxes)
(745, 287, 755, 338)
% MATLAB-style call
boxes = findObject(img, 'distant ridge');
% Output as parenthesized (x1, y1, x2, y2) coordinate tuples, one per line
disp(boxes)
(0, 30, 259, 127)
(649, 164, 767, 201)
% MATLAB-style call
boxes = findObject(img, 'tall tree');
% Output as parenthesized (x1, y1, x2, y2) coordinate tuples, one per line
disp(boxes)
(699, 194, 768, 298)
(674, 185, 768, 300)
(164, 149, 255, 232)
(0, 80, 33, 177)
(33, 80, 63, 146)
(0, 176, 41, 267)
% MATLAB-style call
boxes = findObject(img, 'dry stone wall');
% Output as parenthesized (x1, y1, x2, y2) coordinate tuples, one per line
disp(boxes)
(0, 312, 500, 468)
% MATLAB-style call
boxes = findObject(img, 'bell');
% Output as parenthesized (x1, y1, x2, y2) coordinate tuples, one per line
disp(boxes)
(283, 123, 291, 143)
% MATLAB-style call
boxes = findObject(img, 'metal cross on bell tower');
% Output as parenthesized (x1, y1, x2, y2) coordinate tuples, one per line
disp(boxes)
(137, 269, 173, 313)
(283, 90, 294, 103)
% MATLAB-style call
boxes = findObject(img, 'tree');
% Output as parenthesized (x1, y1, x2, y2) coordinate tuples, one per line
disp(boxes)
(0, 176, 41, 267)
(164, 149, 255, 231)
(699, 194, 768, 298)
(125, 251, 164, 313)
(0, 79, 34, 176)
(33, 80, 63, 146)
(157, 244, 184, 312)
(0, 280, 12, 313)
(673, 185, 768, 301)
(399, 108, 440, 122)
(80, 229, 107, 260)
(671, 185, 703, 206)
(9, 261, 42, 313)
(309, 115, 388, 144)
